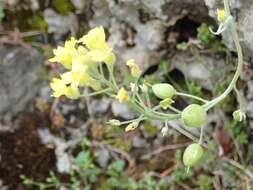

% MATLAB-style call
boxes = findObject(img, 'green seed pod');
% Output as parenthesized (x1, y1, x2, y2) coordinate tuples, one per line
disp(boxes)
(152, 83, 176, 99)
(181, 104, 207, 128)
(183, 143, 204, 167)
(233, 110, 246, 122)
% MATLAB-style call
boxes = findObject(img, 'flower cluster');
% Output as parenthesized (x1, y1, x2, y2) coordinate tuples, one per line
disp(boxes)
(50, 26, 116, 99)
(49, 0, 245, 170)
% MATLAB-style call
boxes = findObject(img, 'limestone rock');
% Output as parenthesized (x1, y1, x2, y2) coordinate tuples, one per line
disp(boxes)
(204, 0, 253, 59)
(0, 44, 45, 121)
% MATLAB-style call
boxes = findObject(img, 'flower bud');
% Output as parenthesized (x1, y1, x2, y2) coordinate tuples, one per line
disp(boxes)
(107, 119, 121, 126)
(161, 126, 169, 136)
(130, 83, 138, 92)
(116, 87, 129, 103)
(125, 122, 138, 132)
(233, 110, 246, 122)
(152, 83, 176, 100)
(217, 8, 225, 23)
(126, 59, 141, 78)
(160, 98, 174, 109)
(139, 84, 148, 93)
(183, 143, 203, 167)
(181, 104, 207, 128)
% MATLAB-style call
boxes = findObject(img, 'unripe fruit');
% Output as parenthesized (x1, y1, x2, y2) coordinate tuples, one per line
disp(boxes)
(233, 110, 246, 122)
(181, 104, 207, 128)
(183, 143, 203, 167)
(152, 83, 176, 99)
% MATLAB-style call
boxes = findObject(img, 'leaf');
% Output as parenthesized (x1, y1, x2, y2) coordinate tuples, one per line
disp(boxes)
(109, 160, 125, 172)
(75, 151, 92, 168)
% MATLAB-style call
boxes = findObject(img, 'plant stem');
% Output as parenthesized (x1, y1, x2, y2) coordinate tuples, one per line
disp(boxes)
(198, 125, 204, 144)
(80, 88, 112, 97)
(234, 85, 244, 110)
(176, 92, 208, 103)
(145, 92, 151, 108)
(107, 64, 119, 91)
(165, 121, 199, 142)
(168, 105, 181, 113)
(203, 0, 243, 111)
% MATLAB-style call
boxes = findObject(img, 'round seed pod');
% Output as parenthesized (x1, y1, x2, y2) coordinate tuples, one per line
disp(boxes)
(233, 110, 246, 122)
(183, 143, 204, 167)
(181, 104, 207, 128)
(152, 83, 176, 99)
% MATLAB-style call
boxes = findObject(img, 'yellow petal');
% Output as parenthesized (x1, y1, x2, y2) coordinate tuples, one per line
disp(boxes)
(104, 52, 116, 65)
(86, 77, 101, 90)
(65, 86, 80, 99)
(78, 26, 110, 50)
(217, 8, 225, 22)
(126, 59, 141, 78)
(125, 122, 138, 132)
(87, 49, 112, 62)
(61, 72, 73, 84)
(116, 87, 129, 103)
(50, 78, 69, 97)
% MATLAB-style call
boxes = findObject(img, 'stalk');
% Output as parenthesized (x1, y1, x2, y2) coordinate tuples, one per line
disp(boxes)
(203, 0, 243, 111)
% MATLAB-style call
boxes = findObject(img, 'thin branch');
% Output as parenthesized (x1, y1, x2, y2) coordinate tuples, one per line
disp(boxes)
(140, 142, 190, 160)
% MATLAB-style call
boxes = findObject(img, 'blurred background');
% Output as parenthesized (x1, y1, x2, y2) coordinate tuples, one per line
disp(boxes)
(0, 0, 253, 189)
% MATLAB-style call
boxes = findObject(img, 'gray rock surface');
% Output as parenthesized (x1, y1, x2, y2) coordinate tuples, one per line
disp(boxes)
(204, 0, 253, 59)
(88, 0, 209, 70)
(86, 0, 253, 65)
(171, 52, 233, 91)
(0, 44, 45, 121)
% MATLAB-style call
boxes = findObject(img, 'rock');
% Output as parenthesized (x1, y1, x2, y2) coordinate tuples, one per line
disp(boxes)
(132, 136, 148, 148)
(89, 97, 111, 115)
(171, 52, 233, 90)
(43, 9, 79, 37)
(97, 148, 110, 168)
(246, 101, 253, 118)
(204, 0, 253, 59)
(57, 153, 72, 173)
(0, 180, 8, 190)
(71, 0, 91, 13)
(111, 100, 136, 120)
(0, 44, 45, 122)
(88, 0, 209, 69)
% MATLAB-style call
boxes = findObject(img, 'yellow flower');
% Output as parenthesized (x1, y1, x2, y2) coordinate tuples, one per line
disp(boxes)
(116, 87, 129, 103)
(50, 78, 80, 99)
(217, 8, 225, 22)
(125, 122, 138, 132)
(61, 59, 101, 90)
(79, 26, 110, 50)
(78, 26, 116, 64)
(49, 37, 77, 69)
(104, 52, 116, 65)
(126, 59, 141, 78)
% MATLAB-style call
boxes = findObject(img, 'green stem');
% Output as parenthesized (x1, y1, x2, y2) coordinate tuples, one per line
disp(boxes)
(168, 105, 181, 113)
(145, 92, 151, 108)
(80, 88, 112, 97)
(99, 63, 105, 78)
(128, 99, 145, 113)
(234, 85, 243, 110)
(198, 125, 204, 145)
(203, 0, 243, 111)
(107, 64, 119, 91)
(119, 115, 147, 125)
(132, 78, 139, 99)
(165, 121, 199, 142)
(176, 92, 208, 103)
(136, 93, 146, 108)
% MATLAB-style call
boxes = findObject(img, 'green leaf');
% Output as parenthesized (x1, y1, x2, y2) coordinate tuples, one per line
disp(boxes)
(109, 160, 125, 172)
(75, 151, 92, 168)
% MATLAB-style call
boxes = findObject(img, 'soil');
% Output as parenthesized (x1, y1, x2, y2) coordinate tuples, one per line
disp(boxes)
(0, 114, 56, 190)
